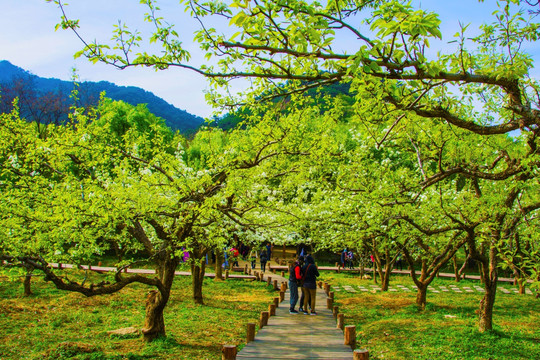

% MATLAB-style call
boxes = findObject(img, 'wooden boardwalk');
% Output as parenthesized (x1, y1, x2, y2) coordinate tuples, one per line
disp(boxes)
(237, 273, 353, 360)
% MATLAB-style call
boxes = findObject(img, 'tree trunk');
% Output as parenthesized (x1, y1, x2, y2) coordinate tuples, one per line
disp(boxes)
(478, 261, 485, 284)
(23, 271, 33, 297)
(452, 255, 460, 282)
(142, 290, 167, 342)
(381, 262, 392, 291)
(141, 256, 178, 341)
(192, 260, 206, 304)
(416, 284, 428, 310)
(512, 267, 526, 294)
(478, 249, 498, 332)
(214, 250, 224, 281)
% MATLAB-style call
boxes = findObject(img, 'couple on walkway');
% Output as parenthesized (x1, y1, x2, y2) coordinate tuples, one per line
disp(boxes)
(288, 254, 320, 315)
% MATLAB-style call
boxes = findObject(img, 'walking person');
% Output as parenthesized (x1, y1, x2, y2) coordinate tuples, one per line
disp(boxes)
(249, 247, 258, 269)
(301, 254, 320, 315)
(265, 242, 273, 261)
(289, 257, 304, 314)
(260, 248, 268, 272)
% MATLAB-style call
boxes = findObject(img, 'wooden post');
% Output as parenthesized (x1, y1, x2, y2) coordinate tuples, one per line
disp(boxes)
(279, 291, 285, 302)
(273, 279, 278, 290)
(333, 305, 339, 318)
(329, 291, 335, 300)
(222, 345, 237, 360)
(260, 311, 269, 328)
(225, 269, 229, 279)
(267, 276, 272, 286)
(318, 281, 323, 289)
(337, 313, 344, 330)
(246, 323, 255, 343)
(327, 297, 333, 309)
(281, 271, 285, 277)
(353, 349, 369, 360)
(280, 282, 287, 292)
(324, 283, 330, 296)
(269, 303, 276, 316)
(248, 268, 252, 275)
(244, 264, 248, 273)
(273, 297, 279, 308)
(344, 325, 356, 349)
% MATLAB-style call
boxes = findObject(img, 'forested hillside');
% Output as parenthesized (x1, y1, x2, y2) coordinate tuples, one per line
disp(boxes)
(0, 60, 204, 133)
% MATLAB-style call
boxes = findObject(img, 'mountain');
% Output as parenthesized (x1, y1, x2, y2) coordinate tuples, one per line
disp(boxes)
(0, 60, 204, 133)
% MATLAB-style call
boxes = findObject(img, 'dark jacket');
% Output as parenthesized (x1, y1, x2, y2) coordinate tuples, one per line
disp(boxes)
(302, 255, 319, 289)
(289, 262, 303, 282)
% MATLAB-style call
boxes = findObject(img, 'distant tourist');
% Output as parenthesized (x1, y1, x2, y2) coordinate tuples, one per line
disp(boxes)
(265, 242, 273, 261)
(260, 248, 268, 272)
(289, 256, 304, 314)
(301, 254, 320, 315)
(249, 248, 258, 269)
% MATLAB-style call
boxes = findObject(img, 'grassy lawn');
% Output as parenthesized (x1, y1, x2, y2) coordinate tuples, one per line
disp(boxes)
(0, 270, 275, 360)
(321, 272, 540, 360)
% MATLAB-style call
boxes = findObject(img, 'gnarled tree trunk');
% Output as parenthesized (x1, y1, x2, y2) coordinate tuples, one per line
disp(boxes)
(416, 283, 428, 309)
(23, 272, 33, 296)
(192, 259, 206, 304)
(214, 250, 224, 281)
(478, 248, 498, 332)
(142, 256, 179, 342)
(143, 290, 167, 342)
(23, 265, 34, 296)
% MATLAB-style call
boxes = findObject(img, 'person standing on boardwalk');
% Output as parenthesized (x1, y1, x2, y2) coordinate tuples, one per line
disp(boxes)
(260, 248, 268, 272)
(288, 256, 304, 314)
(249, 247, 258, 269)
(340, 248, 347, 268)
(265, 242, 273, 261)
(301, 254, 320, 315)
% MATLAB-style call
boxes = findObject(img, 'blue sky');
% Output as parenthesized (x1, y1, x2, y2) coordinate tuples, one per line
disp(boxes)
(0, 0, 537, 118)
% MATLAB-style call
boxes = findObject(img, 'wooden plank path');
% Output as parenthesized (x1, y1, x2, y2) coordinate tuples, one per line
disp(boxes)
(48, 263, 256, 280)
(237, 273, 353, 360)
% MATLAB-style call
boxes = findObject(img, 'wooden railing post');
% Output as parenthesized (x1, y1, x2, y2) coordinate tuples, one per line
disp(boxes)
(279, 291, 285, 302)
(353, 349, 369, 360)
(246, 323, 255, 343)
(273, 279, 278, 290)
(267, 276, 272, 286)
(273, 297, 279, 308)
(344, 325, 356, 349)
(337, 313, 344, 330)
(333, 305, 339, 319)
(260, 311, 269, 328)
(269, 303, 276, 316)
(222, 344, 237, 360)
(327, 297, 333, 309)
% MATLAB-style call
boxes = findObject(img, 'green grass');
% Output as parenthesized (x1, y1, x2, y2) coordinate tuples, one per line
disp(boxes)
(0, 271, 275, 360)
(321, 272, 540, 360)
